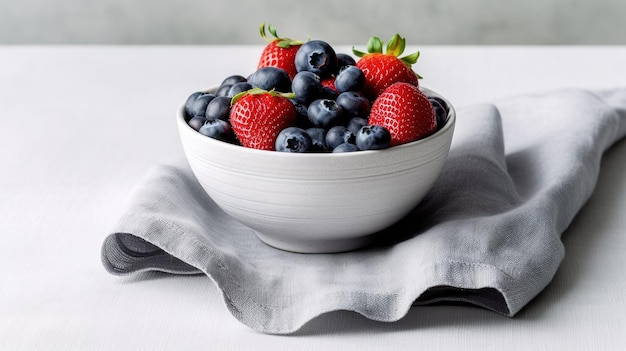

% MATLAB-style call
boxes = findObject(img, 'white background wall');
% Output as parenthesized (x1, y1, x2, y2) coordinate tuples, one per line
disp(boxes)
(1, 0, 625, 45)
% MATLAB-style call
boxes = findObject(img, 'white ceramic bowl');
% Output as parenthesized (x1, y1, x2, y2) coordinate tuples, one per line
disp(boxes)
(177, 87, 455, 253)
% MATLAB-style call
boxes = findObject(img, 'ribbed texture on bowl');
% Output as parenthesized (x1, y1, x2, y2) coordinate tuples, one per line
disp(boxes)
(177, 87, 456, 253)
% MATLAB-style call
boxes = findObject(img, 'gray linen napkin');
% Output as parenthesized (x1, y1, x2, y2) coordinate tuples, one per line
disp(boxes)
(102, 87, 626, 334)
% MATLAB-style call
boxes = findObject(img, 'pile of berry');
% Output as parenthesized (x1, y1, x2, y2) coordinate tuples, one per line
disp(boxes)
(183, 23, 449, 153)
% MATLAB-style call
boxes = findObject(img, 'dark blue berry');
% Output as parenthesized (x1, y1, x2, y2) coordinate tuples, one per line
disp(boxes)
(290, 100, 312, 128)
(189, 93, 216, 117)
(305, 127, 329, 152)
(336, 91, 370, 117)
(429, 97, 448, 129)
(307, 99, 345, 128)
(188, 116, 207, 131)
(428, 96, 448, 113)
(198, 119, 233, 142)
(295, 40, 338, 78)
(205, 96, 231, 121)
(248, 67, 292, 93)
(336, 53, 356, 70)
(184, 91, 204, 119)
(275, 127, 312, 153)
(332, 143, 360, 153)
(215, 84, 232, 97)
(347, 116, 369, 135)
(325, 125, 356, 150)
(334, 65, 365, 93)
(220, 74, 247, 86)
(320, 86, 339, 100)
(228, 82, 253, 98)
(356, 125, 391, 150)
(291, 71, 322, 105)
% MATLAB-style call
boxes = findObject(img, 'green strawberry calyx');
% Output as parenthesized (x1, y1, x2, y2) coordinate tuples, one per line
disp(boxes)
(231, 87, 296, 105)
(259, 22, 303, 48)
(352, 33, 421, 66)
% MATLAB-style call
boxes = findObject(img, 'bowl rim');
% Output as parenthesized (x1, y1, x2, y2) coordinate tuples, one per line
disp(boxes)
(177, 86, 456, 159)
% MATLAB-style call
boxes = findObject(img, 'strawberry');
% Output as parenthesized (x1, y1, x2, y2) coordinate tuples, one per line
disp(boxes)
(321, 76, 337, 92)
(230, 88, 297, 150)
(353, 34, 421, 100)
(257, 22, 302, 79)
(368, 82, 436, 146)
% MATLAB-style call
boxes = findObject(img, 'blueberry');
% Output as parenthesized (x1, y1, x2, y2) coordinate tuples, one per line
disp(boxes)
(429, 97, 449, 129)
(198, 119, 234, 142)
(336, 53, 356, 69)
(356, 125, 391, 150)
(275, 127, 312, 153)
(290, 100, 313, 128)
(307, 99, 345, 129)
(347, 116, 369, 135)
(428, 96, 448, 112)
(295, 40, 338, 78)
(336, 91, 370, 117)
(320, 86, 339, 101)
(325, 125, 356, 150)
(189, 93, 216, 117)
(216, 75, 248, 97)
(248, 67, 292, 93)
(215, 84, 232, 97)
(188, 116, 207, 131)
(228, 82, 253, 97)
(290, 99, 308, 115)
(184, 91, 205, 119)
(334, 65, 365, 93)
(291, 71, 322, 105)
(332, 143, 360, 153)
(220, 74, 248, 86)
(305, 127, 329, 152)
(205, 96, 231, 121)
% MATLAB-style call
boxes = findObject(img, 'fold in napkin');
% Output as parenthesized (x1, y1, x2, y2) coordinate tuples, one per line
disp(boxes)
(102, 87, 626, 334)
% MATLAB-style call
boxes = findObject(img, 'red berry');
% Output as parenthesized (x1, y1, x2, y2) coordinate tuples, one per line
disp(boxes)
(368, 82, 436, 146)
(357, 53, 418, 100)
(353, 34, 421, 100)
(257, 22, 302, 79)
(321, 76, 337, 92)
(230, 89, 297, 150)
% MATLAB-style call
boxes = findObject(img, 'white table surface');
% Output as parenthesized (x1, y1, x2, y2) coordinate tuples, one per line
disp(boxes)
(1, 45, 625, 350)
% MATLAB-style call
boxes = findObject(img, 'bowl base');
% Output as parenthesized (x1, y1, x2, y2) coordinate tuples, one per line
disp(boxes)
(255, 232, 379, 254)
